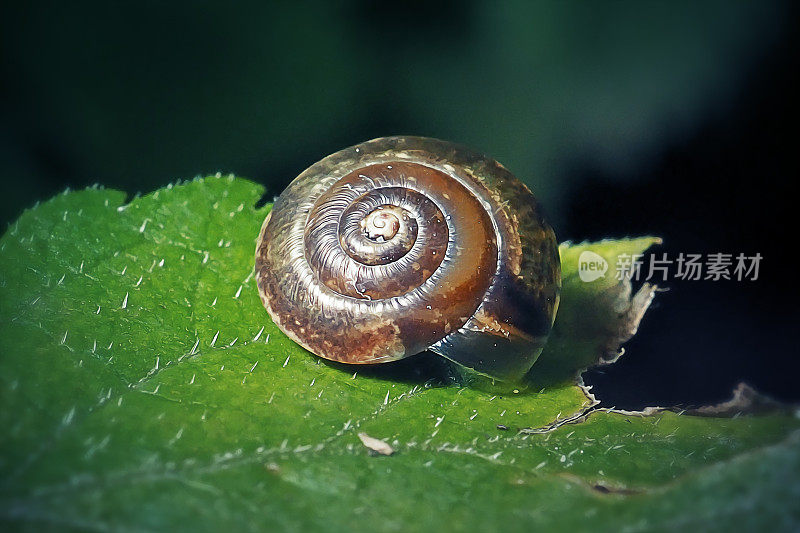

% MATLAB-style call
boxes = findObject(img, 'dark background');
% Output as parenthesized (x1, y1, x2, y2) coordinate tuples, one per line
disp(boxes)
(1, 1, 797, 409)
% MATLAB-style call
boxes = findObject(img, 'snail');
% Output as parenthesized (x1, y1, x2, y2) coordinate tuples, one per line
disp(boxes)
(255, 136, 560, 381)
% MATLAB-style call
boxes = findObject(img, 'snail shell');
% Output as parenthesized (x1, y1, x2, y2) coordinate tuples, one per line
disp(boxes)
(255, 136, 560, 381)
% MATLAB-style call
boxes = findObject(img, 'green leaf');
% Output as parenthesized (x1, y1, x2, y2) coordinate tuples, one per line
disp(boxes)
(1, 177, 798, 532)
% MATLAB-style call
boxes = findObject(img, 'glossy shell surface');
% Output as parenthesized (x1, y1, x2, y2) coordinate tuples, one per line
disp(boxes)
(256, 136, 560, 381)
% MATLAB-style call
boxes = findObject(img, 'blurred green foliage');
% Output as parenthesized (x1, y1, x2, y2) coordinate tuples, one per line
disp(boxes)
(0, 1, 789, 229)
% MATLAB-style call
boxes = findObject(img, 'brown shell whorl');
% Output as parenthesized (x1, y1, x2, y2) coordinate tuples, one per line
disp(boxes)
(256, 136, 561, 381)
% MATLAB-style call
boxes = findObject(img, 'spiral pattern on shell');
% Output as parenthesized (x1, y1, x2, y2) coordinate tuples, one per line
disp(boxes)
(256, 136, 560, 381)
